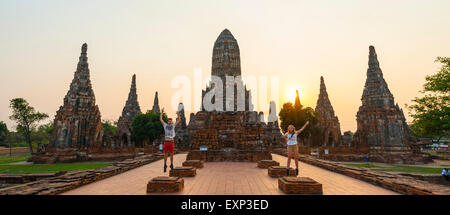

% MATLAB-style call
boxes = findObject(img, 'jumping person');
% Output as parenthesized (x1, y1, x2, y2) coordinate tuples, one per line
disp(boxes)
(160, 108, 181, 173)
(284, 121, 309, 176)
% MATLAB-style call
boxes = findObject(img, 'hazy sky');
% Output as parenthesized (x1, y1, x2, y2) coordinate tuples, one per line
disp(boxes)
(1, 0, 449, 132)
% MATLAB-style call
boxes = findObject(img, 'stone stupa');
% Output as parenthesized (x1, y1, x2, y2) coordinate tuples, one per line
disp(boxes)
(33, 44, 135, 163)
(314, 76, 342, 147)
(187, 29, 285, 162)
(353, 46, 428, 164)
(116, 74, 141, 147)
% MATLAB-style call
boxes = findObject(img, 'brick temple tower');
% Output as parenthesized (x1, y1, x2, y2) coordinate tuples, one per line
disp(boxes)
(353, 46, 427, 164)
(201, 29, 253, 111)
(188, 29, 284, 161)
(315, 76, 342, 147)
(116, 74, 141, 146)
(152, 91, 160, 113)
(50, 43, 103, 149)
(33, 44, 135, 163)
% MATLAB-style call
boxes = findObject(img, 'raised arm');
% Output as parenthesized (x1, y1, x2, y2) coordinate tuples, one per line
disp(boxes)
(296, 121, 309, 135)
(160, 108, 165, 126)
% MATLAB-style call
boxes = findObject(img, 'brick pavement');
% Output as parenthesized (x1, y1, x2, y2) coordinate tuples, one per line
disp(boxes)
(62, 153, 398, 195)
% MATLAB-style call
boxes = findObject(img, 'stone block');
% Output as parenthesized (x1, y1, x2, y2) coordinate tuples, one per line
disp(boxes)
(182, 160, 204, 168)
(257, 160, 280, 168)
(268, 166, 296, 177)
(169, 167, 197, 177)
(147, 176, 184, 193)
(278, 176, 323, 195)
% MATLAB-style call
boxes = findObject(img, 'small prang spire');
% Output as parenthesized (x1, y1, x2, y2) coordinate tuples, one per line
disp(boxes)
(152, 91, 160, 113)
(294, 90, 302, 108)
(81, 43, 87, 54)
(368, 45, 380, 69)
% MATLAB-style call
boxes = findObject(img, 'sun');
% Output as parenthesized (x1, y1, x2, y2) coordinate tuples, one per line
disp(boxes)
(288, 90, 297, 102)
(286, 88, 301, 103)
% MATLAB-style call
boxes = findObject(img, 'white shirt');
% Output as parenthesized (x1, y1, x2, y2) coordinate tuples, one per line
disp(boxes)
(164, 122, 176, 139)
(284, 132, 298, 146)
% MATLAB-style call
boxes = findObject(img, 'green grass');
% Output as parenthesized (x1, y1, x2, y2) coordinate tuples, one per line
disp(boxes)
(0, 155, 31, 164)
(0, 163, 112, 174)
(424, 151, 449, 159)
(4, 142, 41, 148)
(343, 163, 447, 174)
(344, 163, 384, 169)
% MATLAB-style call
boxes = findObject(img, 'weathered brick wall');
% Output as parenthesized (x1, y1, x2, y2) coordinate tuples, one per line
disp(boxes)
(0, 147, 34, 154)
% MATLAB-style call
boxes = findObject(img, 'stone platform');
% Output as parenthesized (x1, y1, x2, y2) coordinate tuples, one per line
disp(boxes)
(169, 167, 197, 177)
(268, 166, 296, 177)
(147, 176, 184, 193)
(257, 160, 280, 168)
(278, 176, 323, 195)
(182, 160, 204, 168)
(187, 150, 271, 162)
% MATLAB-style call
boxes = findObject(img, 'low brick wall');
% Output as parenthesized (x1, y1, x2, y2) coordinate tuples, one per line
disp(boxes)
(273, 151, 450, 195)
(0, 153, 165, 195)
(0, 147, 34, 154)
(0, 172, 66, 184)
(317, 146, 432, 164)
(396, 173, 450, 186)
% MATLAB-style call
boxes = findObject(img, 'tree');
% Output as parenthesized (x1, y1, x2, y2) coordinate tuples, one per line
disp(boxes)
(0, 121, 8, 147)
(278, 101, 319, 145)
(31, 122, 53, 146)
(132, 110, 167, 147)
(9, 98, 48, 153)
(408, 57, 450, 141)
(102, 120, 117, 135)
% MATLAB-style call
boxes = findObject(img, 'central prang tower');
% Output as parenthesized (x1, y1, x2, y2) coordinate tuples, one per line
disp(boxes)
(188, 29, 284, 162)
(201, 29, 252, 111)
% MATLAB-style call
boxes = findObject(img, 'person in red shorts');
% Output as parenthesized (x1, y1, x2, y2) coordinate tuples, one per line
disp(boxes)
(160, 108, 181, 173)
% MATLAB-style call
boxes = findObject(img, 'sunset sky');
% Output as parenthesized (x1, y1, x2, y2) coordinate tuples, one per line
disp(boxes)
(1, 0, 449, 132)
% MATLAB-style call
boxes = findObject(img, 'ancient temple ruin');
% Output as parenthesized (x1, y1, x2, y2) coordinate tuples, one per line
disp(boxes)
(174, 103, 192, 150)
(152, 91, 160, 113)
(188, 29, 284, 162)
(32, 43, 135, 163)
(116, 74, 141, 147)
(314, 76, 342, 147)
(265, 101, 285, 148)
(352, 46, 428, 164)
(201, 29, 253, 111)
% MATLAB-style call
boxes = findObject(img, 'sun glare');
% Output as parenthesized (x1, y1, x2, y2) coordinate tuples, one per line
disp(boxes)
(287, 88, 301, 103)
